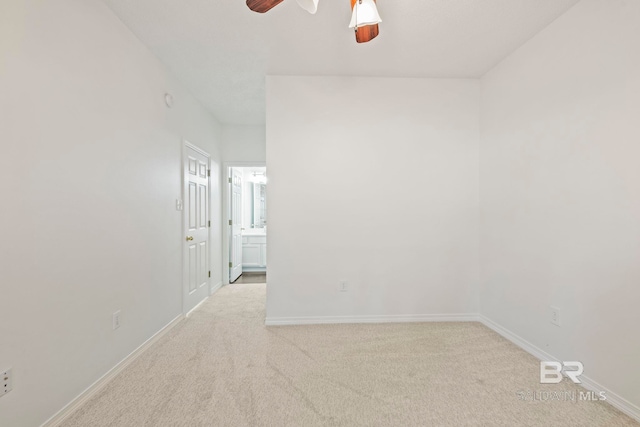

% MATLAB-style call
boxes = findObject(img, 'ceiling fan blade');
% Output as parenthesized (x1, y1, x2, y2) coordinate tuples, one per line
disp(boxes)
(246, 0, 285, 13)
(355, 24, 379, 43)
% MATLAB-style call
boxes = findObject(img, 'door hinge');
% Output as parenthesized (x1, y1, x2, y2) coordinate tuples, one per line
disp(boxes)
(208, 271, 211, 278)
(229, 262, 233, 268)
(207, 169, 210, 177)
(228, 177, 232, 183)
(229, 220, 232, 226)
(208, 220, 211, 227)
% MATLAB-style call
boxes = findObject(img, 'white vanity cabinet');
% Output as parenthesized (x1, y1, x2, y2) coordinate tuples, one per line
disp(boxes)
(242, 234, 266, 271)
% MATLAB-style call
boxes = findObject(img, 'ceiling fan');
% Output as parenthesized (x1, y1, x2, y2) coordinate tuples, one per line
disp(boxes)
(246, 0, 382, 43)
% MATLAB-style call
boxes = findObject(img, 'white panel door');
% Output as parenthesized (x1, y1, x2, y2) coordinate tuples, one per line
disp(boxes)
(184, 145, 210, 314)
(229, 168, 243, 283)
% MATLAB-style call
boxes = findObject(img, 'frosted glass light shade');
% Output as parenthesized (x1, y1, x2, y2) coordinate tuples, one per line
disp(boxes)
(296, 0, 319, 14)
(349, 0, 381, 28)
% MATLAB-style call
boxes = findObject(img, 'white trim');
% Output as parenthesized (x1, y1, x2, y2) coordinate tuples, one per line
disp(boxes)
(265, 313, 479, 326)
(222, 161, 266, 285)
(210, 281, 223, 295)
(479, 315, 640, 423)
(41, 315, 184, 427)
(241, 267, 266, 273)
(184, 141, 210, 157)
(478, 315, 555, 362)
(185, 281, 222, 317)
(186, 295, 209, 317)
(578, 375, 640, 423)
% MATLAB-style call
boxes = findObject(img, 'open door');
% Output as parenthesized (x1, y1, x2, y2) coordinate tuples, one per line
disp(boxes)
(229, 167, 243, 283)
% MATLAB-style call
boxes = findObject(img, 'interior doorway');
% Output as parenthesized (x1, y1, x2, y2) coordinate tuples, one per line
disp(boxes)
(224, 165, 267, 285)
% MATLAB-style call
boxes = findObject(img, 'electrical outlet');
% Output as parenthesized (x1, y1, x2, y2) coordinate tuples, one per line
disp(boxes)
(339, 280, 348, 292)
(113, 310, 121, 330)
(550, 306, 561, 327)
(2, 368, 13, 396)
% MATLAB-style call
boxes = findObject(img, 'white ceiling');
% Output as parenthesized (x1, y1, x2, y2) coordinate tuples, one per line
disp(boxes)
(102, 0, 580, 125)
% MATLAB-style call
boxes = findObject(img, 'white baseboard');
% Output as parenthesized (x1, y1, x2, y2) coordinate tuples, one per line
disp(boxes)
(186, 296, 210, 317)
(186, 282, 222, 317)
(479, 315, 640, 423)
(41, 314, 184, 427)
(578, 374, 640, 423)
(479, 315, 556, 362)
(265, 313, 479, 326)
(241, 268, 266, 273)
(210, 281, 222, 294)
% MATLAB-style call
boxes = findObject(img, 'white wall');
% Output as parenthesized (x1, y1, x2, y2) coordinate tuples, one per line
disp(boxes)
(221, 124, 266, 163)
(480, 0, 640, 411)
(266, 76, 480, 322)
(0, 0, 223, 425)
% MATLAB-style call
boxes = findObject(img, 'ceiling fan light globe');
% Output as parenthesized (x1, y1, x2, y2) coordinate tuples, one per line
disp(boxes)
(296, 0, 319, 14)
(348, 0, 381, 29)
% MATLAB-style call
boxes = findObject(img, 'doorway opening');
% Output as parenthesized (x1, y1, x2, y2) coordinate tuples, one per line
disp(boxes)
(225, 165, 267, 285)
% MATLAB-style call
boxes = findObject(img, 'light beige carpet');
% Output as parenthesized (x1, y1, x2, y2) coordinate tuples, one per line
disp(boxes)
(62, 283, 638, 427)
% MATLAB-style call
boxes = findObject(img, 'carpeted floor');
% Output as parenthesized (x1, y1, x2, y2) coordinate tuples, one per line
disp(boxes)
(62, 283, 638, 427)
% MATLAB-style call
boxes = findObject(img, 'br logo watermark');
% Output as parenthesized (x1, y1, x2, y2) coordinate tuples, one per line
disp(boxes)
(540, 361, 583, 384)
(516, 361, 608, 402)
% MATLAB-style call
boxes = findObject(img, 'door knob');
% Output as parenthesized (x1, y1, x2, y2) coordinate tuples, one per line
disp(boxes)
(186, 236, 194, 241)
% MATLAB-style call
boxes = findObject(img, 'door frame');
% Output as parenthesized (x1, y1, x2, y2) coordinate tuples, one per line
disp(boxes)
(182, 140, 212, 315)
(222, 161, 266, 285)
